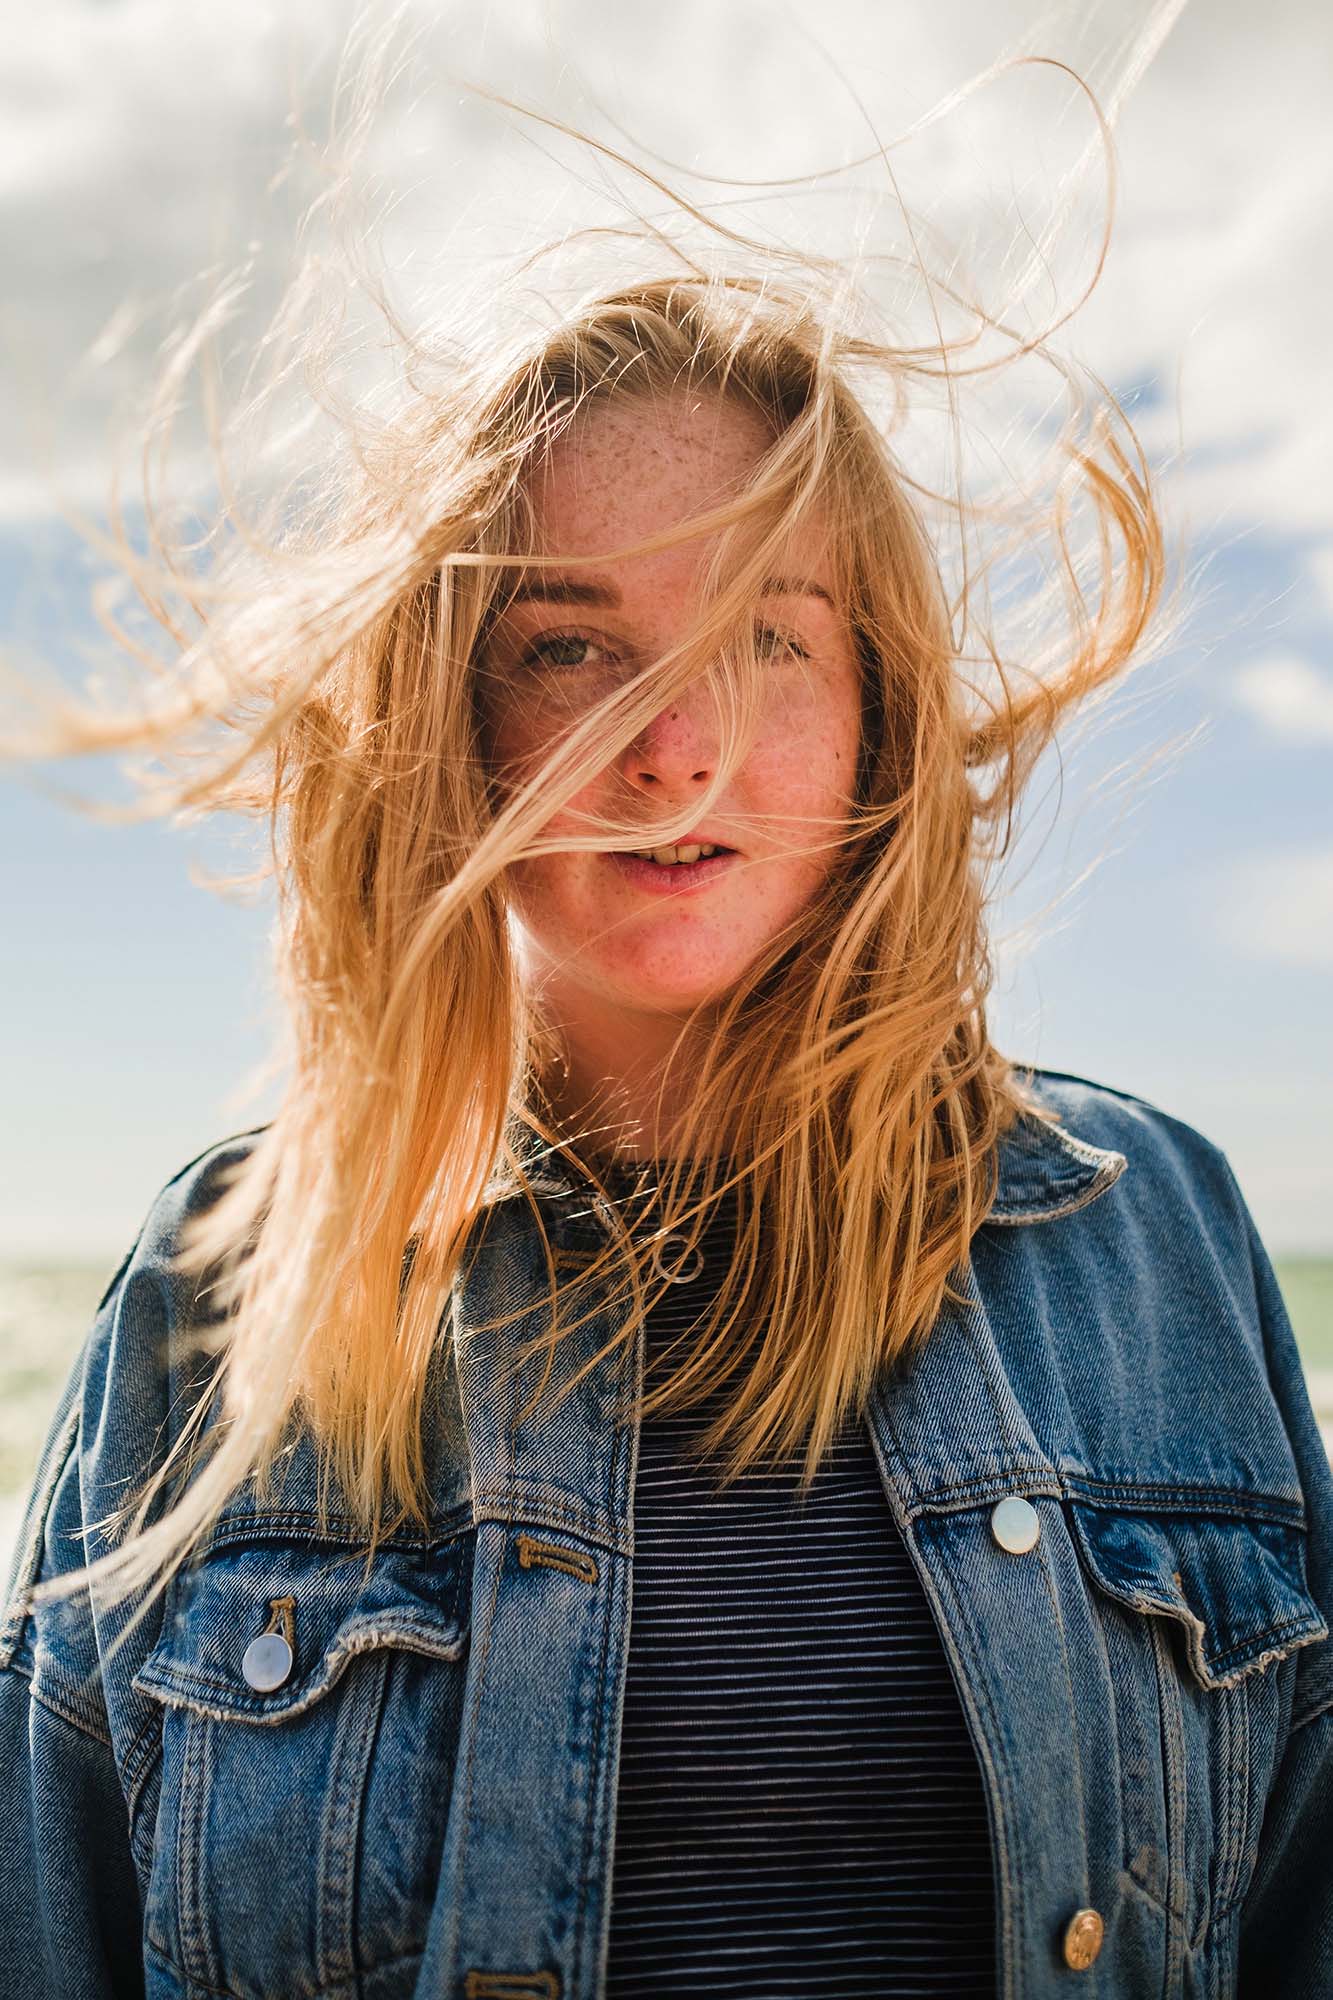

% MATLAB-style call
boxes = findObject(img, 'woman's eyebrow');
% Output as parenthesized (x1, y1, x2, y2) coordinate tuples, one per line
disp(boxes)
(507, 574, 620, 607)
(504, 572, 833, 608)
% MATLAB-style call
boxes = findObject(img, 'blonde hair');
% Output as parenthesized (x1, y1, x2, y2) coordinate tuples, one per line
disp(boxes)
(13, 46, 1168, 1615)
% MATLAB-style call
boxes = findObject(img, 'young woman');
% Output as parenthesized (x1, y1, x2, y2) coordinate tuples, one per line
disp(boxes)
(2, 120, 1331, 2000)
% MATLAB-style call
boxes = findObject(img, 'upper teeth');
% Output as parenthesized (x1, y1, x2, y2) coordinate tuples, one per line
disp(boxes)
(631, 843, 718, 865)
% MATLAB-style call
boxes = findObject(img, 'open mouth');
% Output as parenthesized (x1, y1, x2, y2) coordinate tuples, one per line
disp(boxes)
(622, 841, 734, 868)
(608, 844, 738, 891)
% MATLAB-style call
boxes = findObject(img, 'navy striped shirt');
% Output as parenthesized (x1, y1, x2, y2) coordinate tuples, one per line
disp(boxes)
(601, 1166, 996, 1997)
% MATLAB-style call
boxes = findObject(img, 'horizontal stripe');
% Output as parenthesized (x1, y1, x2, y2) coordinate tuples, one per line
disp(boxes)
(599, 1171, 996, 1999)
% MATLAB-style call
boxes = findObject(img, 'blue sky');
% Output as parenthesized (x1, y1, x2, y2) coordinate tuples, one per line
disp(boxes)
(1, 0, 1330, 1259)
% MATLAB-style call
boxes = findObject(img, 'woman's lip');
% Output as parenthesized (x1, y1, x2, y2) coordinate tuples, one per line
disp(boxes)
(607, 850, 739, 895)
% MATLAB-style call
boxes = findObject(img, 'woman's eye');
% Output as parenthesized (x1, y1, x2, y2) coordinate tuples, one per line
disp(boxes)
(521, 631, 610, 672)
(519, 625, 806, 673)
(755, 625, 808, 660)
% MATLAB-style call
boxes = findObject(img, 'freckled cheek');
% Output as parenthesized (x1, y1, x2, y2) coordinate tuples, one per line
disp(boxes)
(761, 675, 861, 770)
(504, 849, 604, 936)
(483, 709, 541, 790)
(482, 704, 608, 845)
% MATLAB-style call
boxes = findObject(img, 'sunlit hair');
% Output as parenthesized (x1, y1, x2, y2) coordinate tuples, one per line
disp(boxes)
(11, 42, 1169, 1618)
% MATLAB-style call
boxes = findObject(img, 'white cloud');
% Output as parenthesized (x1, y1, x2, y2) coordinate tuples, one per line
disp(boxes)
(1230, 654, 1333, 744)
(0, 0, 1330, 560)
(1216, 847, 1333, 968)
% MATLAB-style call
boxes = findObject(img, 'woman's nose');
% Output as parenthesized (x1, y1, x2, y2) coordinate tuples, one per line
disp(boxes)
(623, 691, 718, 791)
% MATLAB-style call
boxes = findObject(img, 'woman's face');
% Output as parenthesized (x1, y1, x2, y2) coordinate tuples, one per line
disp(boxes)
(481, 392, 865, 1020)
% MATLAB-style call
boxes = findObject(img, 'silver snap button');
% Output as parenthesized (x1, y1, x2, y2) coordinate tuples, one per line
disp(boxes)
(241, 1631, 294, 1693)
(990, 1495, 1041, 1555)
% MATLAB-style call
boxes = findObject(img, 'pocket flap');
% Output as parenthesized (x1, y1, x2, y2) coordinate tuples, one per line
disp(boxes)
(1068, 1500, 1327, 1690)
(134, 1535, 470, 1723)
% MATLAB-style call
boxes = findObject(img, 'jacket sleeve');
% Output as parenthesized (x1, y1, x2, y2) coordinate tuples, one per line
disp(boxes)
(1230, 1160, 1333, 1995)
(0, 1260, 148, 2000)
(0, 1133, 257, 2000)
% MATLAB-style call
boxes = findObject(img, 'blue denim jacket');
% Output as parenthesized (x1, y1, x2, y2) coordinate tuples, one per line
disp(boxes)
(3, 1067, 1332, 2000)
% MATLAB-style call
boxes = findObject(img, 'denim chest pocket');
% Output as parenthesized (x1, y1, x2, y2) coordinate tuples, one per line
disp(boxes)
(1067, 1495, 1326, 1950)
(132, 1529, 473, 2000)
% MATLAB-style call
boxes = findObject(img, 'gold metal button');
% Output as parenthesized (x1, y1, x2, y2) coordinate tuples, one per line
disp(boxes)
(1062, 1907, 1105, 1971)
(990, 1494, 1041, 1554)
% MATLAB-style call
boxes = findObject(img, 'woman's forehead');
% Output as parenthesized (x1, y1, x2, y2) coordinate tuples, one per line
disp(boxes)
(529, 392, 775, 531)
(516, 397, 839, 599)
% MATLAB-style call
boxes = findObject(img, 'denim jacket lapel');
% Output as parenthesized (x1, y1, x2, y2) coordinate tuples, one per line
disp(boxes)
(416, 1193, 642, 2000)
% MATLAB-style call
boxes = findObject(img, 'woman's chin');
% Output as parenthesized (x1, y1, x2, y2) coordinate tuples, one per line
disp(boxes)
(573, 945, 754, 1017)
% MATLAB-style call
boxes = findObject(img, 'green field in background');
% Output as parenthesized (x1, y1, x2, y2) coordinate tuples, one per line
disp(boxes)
(2, 1257, 1332, 1499)
(1277, 1259, 1333, 1370)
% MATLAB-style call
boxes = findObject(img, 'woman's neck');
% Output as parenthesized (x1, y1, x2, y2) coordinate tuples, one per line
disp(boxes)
(532, 970, 726, 1163)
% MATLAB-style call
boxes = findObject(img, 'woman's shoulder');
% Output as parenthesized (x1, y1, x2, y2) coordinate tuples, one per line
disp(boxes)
(1001, 1063, 1246, 1231)
(1004, 1065, 1333, 1732)
(991, 1064, 1322, 1514)
(1015, 1061, 1231, 1163)
(107, 1124, 270, 1294)
(994, 1063, 1287, 1359)
(52, 1126, 271, 1449)
(5, 1129, 270, 1593)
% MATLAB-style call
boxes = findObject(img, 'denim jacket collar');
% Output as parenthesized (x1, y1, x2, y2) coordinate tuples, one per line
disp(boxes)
(443, 1085, 1132, 1555)
(514, 1086, 1129, 1234)
(202, 1086, 1128, 1556)
(984, 1104, 1128, 1225)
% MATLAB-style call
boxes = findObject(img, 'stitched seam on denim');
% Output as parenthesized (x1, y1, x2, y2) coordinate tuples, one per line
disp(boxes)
(571, 1553, 616, 1997)
(0, 1397, 81, 1669)
(1204, 1613, 1326, 1680)
(575, 1304, 638, 1995)
(142, 1930, 245, 2000)
(986, 1157, 1128, 1227)
(198, 1511, 472, 1559)
(892, 1508, 1019, 2000)
(1075, 1532, 1134, 1910)
(906, 1480, 1310, 1531)
(1068, 1511, 1323, 1693)
(1118, 1864, 1194, 1956)
(1208, 1671, 1237, 1930)
(1036, 1520, 1096, 1948)
(121, 1699, 164, 1799)
(1290, 1686, 1333, 1733)
(900, 1474, 1066, 1519)
(176, 1709, 209, 1986)
(1037, 1123, 1128, 1171)
(27, 1648, 110, 1739)
(469, 1487, 631, 1553)
(149, 1605, 468, 1690)
(24, 1675, 114, 1748)
(1221, 1678, 1252, 1918)
(1149, 1616, 1192, 1970)
(1063, 1477, 1308, 1526)
(943, 1551, 1023, 1999)
(128, 1747, 162, 1886)
(317, 1637, 386, 1989)
(862, 1404, 1017, 1990)
(138, 1618, 467, 1719)
(447, 1530, 507, 1981)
